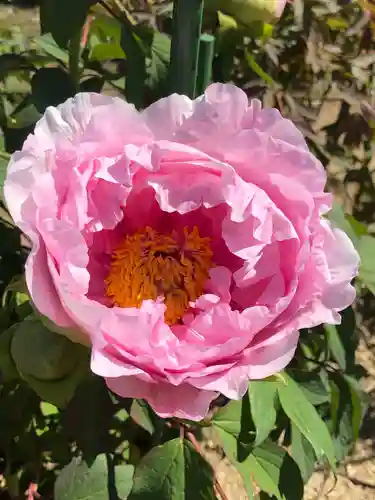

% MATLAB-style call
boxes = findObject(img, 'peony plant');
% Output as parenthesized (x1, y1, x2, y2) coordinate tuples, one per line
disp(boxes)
(0, 0, 368, 498)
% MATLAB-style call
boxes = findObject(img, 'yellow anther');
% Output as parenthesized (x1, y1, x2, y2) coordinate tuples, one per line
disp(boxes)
(105, 226, 213, 324)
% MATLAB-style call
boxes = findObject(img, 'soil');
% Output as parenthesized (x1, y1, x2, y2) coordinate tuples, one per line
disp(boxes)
(1, 3, 375, 499)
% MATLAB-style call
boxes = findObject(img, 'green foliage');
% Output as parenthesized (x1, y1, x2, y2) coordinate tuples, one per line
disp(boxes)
(277, 373, 336, 469)
(0, 0, 372, 499)
(40, 0, 98, 48)
(55, 454, 134, 500)
(129, 439, 215, 499)
(31, 67, 75, 112)
(248, 380, 278, 446)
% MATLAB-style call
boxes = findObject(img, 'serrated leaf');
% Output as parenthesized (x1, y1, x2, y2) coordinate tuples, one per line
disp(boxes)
(291, 424, 316, 483)
(128, 439, 215, 500)
(248, 380, 277, 446)
(277, 373, 336, 470)
(146, 31, 171, 90)
(55, 454, 134, 500)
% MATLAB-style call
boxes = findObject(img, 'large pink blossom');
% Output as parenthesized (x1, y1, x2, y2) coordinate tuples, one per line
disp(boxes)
(4, 84, 359, 420)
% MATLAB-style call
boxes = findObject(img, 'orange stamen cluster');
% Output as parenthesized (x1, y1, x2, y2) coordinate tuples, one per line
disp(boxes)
(105, 226, 213, 324)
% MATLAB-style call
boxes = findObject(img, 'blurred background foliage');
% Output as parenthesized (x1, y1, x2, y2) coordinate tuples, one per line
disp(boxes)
(0, 0, 374, 499)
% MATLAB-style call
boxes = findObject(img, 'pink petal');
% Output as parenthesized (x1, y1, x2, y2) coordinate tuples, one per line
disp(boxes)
(106, 375, 218, 421)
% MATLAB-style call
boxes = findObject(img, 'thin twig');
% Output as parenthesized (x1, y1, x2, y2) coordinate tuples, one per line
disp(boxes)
(98, 0, 120, 20)
(186, 431, 229, 500)
(98, 0, 135, 26)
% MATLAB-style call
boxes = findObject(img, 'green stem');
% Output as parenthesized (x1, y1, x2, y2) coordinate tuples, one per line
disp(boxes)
(195, 33, 215, 96)
(169, 0, 205, 98)
(68, 30, 82, 93)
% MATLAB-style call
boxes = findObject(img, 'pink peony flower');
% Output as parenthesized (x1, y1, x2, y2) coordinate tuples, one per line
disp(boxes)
(4, 84, 359, 420)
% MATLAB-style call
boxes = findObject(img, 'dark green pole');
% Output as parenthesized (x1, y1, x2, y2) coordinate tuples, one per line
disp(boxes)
(169, 0, 205, 98)
(195, 33, 215, 96)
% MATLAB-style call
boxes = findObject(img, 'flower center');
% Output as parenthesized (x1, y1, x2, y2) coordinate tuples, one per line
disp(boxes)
(105, 226, 213, 325)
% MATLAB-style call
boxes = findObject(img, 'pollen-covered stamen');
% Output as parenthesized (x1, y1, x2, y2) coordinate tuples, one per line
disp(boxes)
(105, 226, 213, 324)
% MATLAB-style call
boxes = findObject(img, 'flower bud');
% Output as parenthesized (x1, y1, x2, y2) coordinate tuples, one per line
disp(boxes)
(205, 0, 290, 26)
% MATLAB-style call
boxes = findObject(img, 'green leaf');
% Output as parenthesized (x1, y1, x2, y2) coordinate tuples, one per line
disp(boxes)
(248, 380, 278, 446)
(55, 454, 134, 500)
(35, 34, 70, 64)
(11, 315, 86, 381)
(277, 373, 336, 470)
(343, 375, 364, 440)
(40, 0, 98, 48)
(90, 43, 125, 62)
(128, 438, 215, 499)
(358, 235, 375, 295)
(326, 202, 359, 248)
(291, 424, 316, 483)
(329, 376, 357, 461)
(214, 427, 254, 498)
(31, 67, 75, 113)
(80, 76, 105, 93)
(212, 399, 242, 437)
(249, 442, 304, 500)
(145, 31, 171, 90)
(130, 400, 155, 435)
(0, 152, 10, 190)
(40, 401, 59, 417)
(329, 373, 367, 459)
(64, 375, 124, 458)
(325, 324, 346, 370)
(326, 16, 349, 30)
(20, 359, 89, 408)
(297, 373, 330, 406)
(336, 307, 357, 371)
(10, 315, 90, 407)
(8, 102, 41, 129)
(0, 54, 34, 79)
(89, 12, 122, 46)
(217, 10, 239, 31)
(0, 324, 19, 382)
(120, 24, 147, 108)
